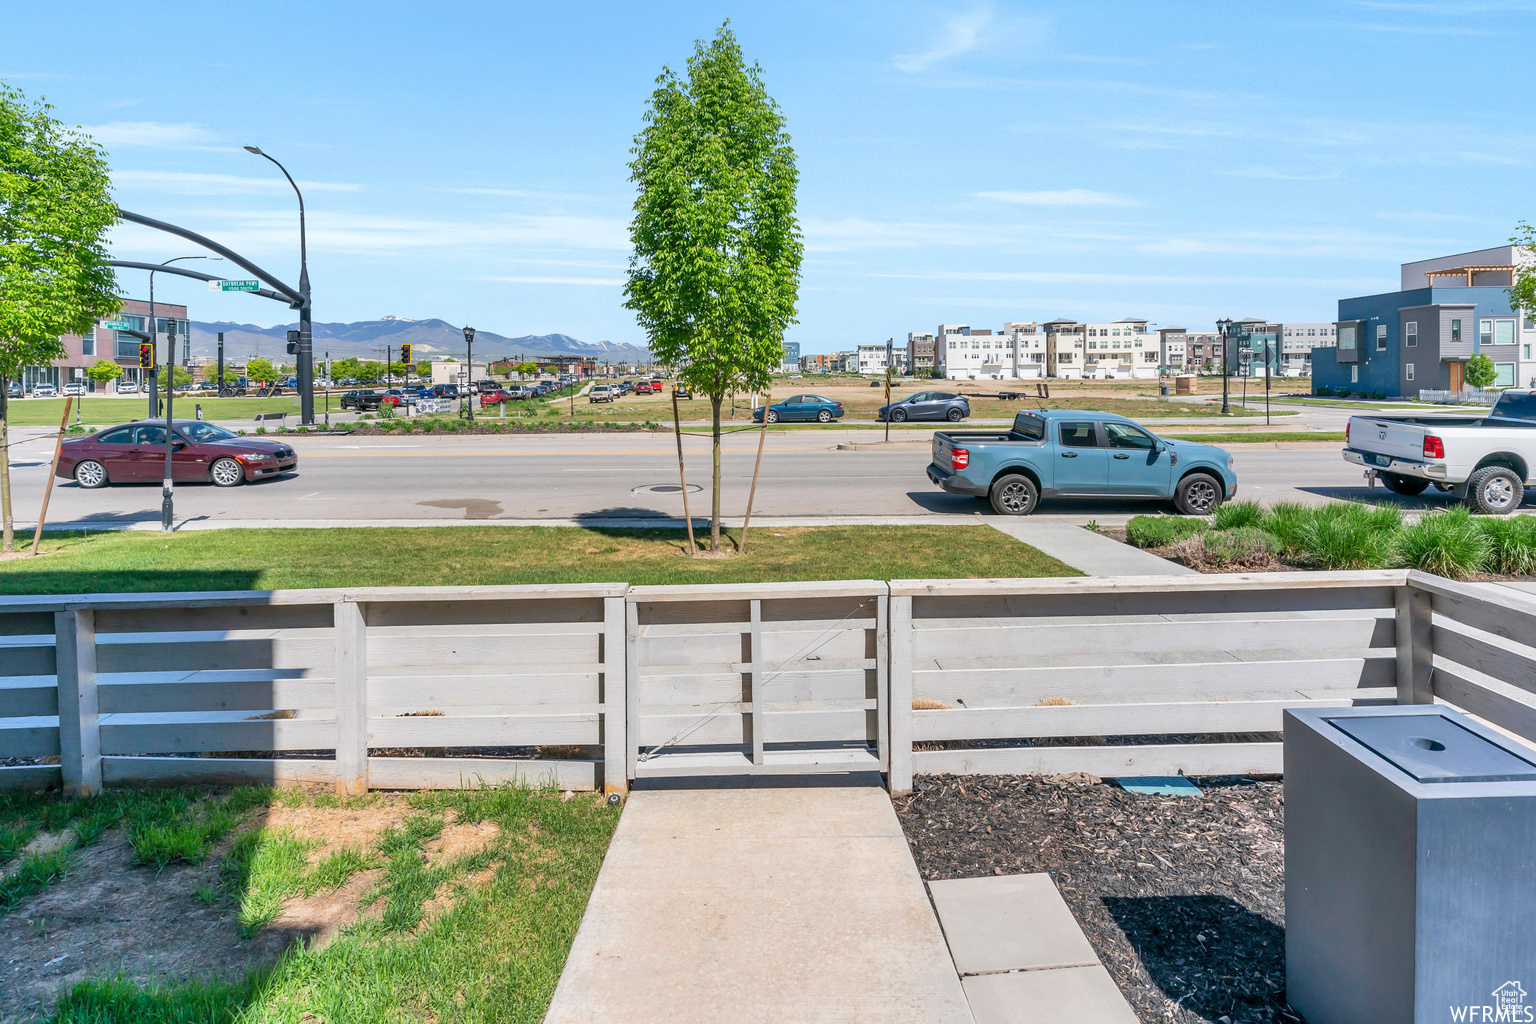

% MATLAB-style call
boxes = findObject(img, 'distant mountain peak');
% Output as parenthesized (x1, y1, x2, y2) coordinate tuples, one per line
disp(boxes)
(379, 315, 416, 323)
(186, 317, 650, 363)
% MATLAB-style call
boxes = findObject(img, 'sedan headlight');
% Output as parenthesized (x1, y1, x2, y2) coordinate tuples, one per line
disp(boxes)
(242, 452, 274, 460)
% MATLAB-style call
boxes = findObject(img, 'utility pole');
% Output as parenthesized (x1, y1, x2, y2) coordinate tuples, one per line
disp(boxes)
(244, 146, 313, 425)
(161, 318, 177, 532)
(1264, 328, 1272, 426)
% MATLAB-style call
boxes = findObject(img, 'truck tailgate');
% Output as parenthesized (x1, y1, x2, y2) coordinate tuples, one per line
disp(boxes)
(932, 433, 956, 470)
(1349, 417, 1427, 461)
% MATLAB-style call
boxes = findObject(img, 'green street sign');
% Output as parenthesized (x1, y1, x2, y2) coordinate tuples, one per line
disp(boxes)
(209, 279, 260, 292)
(102, 319, 134, 331)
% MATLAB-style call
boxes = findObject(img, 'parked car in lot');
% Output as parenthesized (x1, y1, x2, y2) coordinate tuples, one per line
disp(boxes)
(425, 384, 461, 399)
(751, 394, 846, 424)
(380, 388, 417, 408)
(1343, 389, 1536, 514)
(5, 381, 21, 398)
(59, 420, 297, 488)
(31, 383, 57, 397)
(927, 409, 1237, 516)
(877, 391, 970, 423)
(480, 387, 527, 408)
(635, 381, 656, 394)
(589, 384, 618, 403)
(63, 382, 86, 397)
(672, 383, 693, 400)
(341, 389, 383, 411)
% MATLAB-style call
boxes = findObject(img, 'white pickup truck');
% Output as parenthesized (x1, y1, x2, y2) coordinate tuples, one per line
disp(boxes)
(1343, 389, 1536, 514)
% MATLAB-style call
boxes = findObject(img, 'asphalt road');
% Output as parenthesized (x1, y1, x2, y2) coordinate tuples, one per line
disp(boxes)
(8, 425, 1525, 529)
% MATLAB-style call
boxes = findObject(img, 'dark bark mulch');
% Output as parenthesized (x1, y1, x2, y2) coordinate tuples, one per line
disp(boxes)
(895, 774, 1300, 1024)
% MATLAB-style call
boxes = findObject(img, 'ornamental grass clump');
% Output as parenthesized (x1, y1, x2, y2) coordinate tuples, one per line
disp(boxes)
(1185, 527, 1282, 570)
(1478, 514, 1536, 576)
(1125, 515, 1208, 549)
(1212, 500, 1264, 530)
(1300, 503, 1398, 569)
(1398, 507, 1488, 580)
(1259, 501, 1313, 554)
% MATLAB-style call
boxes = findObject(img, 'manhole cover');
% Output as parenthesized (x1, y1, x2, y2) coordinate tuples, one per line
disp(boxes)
(632, 483, 702, 494)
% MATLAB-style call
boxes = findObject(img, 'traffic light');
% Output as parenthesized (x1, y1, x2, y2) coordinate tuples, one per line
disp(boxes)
(286, 329, 299, 356)
(400, 343, 412, 366)
(139, 342, 154, 370)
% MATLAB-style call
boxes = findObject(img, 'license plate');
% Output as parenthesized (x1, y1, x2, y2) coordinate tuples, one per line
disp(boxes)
(1370, 454, 1390, 467)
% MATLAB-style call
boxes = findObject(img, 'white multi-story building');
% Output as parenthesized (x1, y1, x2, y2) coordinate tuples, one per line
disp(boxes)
(1278, 323, 1335, 376)
(933, 323, 1049, 380)
(856, 343, 891, 374)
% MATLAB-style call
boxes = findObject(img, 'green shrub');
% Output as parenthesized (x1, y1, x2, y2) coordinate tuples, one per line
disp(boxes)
(1399, 508, 1488, 579)
(1125, 515, 1208, 549)
(1194, 527, 1281, 569)
(1300, 504, 1398, 569)
(1315, 386, 1333, 397)
(1260, 501, 1313, 553)
(1478, 515, 1536, 576)
(1213, 500, 1264, 530)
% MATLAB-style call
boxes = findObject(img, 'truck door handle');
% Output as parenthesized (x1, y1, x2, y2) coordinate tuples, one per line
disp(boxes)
(1113, 453, 1130, 460)
(1061, 452, 1077, 458)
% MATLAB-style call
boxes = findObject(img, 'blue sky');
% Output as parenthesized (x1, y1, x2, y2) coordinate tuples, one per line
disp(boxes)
(4, 1, 1533, 352)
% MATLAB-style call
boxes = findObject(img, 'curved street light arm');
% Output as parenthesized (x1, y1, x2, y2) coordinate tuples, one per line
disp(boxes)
(115, 209, 303, 306)
(108, 261, 292, 305)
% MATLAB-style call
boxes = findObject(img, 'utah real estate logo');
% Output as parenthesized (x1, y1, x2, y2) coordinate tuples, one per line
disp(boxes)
(1450, 981, 1532, 1022)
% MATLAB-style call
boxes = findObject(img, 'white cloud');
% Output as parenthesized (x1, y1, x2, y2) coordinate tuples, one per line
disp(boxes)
(975, 188, 1140, 207)
(81, 121, 220, 149)
(894, 9, 994, 72)
(113, 170, 363, 195)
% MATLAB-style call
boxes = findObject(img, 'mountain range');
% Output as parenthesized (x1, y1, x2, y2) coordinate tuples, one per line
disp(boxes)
(187, 316, 650, 363)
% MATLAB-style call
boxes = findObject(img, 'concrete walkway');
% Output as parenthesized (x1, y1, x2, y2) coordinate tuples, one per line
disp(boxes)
(544, 784, 973, 1024)
(986, 518, 1195, 576)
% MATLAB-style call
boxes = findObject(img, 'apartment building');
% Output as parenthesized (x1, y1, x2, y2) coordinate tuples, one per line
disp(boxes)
(1277, 323, 1334, 376)
(19, 298, 193, 393)
(906, 332, 934, 375)
(856, 343, 891, 374)
(1314, 246, 1536, 397)
(799, 353, 834, 373)
(781, 341, 800, 373)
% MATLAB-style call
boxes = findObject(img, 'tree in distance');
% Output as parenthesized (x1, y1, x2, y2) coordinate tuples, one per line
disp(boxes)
(245, 357, 280, 385)
(209, 366, 242, 388)
(169, 365, 192, 388)
(625, 23, 802, 553)
(0, 82, 119, 550)
(1464, 352, 1498, 390)
(85, 358, 122, 390)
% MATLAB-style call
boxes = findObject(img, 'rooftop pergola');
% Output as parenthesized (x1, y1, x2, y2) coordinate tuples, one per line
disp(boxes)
(1424, 264, 1514, 285)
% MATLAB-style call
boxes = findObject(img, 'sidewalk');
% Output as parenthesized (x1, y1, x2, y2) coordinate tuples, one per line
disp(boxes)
(544, 784, 973, 1024)
(986, 518, 1194, 576)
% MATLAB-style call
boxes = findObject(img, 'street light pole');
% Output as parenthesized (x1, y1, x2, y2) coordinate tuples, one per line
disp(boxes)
(1217, 318, 1233, 415)
(463, 326, 476, 423)
(1264, 328, 1273, 426)
(244, 146, 313, 425)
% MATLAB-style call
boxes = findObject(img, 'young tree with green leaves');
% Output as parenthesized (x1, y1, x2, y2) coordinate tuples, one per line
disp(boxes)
(169, 365, 192, 388)
(245, 357, 280, 385)
(85, 357, 122, 390)
(625, 24, 802, 552)
(1465, 352, 1498, 389)
(0, 83, 119, 550)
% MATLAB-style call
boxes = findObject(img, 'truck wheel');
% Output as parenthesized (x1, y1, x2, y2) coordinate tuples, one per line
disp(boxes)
(989, 474, 1039, 516)
(1380, 473, 1429, 496)
(1466, 465, 1524, 515)
(1175, 473, 1223, 516)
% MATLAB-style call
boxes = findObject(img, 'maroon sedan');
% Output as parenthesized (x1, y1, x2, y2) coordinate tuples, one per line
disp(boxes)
(58, 420, 298, 488)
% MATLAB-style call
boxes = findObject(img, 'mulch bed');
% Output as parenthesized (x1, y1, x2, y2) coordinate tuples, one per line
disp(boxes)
(895, 774, 1299, 1024)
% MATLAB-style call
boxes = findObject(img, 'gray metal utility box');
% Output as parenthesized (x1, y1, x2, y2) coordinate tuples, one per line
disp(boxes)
(1285, 706, 1536, 1024)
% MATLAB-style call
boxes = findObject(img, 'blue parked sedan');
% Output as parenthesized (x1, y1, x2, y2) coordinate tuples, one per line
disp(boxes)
(752, 394, 846, 423)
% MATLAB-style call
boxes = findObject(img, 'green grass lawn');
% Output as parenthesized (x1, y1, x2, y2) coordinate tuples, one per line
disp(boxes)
(4, 396, 301, 428)
(0, 524, 1080, 594)
(6, 785, 618, 1024)
(1158, 431, 1345, 444)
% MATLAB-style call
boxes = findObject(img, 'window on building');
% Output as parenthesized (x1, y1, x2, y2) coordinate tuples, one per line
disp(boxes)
(81, 328, 95, 357)
(1284, 328, 1291, 336)
(1496, 362, 1517, 387)
(1525, 344, 1532, 359)
(1406, 322, 1417, 347)
(1406, 363, 1414, 381)
(1480, 319, 1493, 345)
(1376, 324, 1387, 350)
(1351, 365, 1359, 384)
(1339, 325, 1357, 351)
(1451, 319, 1462, 343)
(1308, 328, 1316, 336)
(1495, 319, 1516, 345)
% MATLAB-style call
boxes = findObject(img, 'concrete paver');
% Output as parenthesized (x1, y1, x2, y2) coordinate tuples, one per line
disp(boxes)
(543, 785, 973, 1024)
(986, 518, 1195, 576)
(929, 873, 1099, 975)
(961, 966, 1141, 1024)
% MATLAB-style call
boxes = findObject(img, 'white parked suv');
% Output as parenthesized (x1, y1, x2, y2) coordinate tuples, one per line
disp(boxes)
(589, 384, 617, 403)
(1343, 390, 1536, 514)
(63, 382, 86, 396)
(31, 383, 57, 397)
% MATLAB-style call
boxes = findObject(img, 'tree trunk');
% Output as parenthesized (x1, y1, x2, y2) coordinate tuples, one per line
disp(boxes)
(0, 375, 12, 552)
(710, 393, 723, 552)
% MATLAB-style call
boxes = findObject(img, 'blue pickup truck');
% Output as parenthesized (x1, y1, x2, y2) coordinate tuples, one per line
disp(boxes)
(926, 409, 1237, 516)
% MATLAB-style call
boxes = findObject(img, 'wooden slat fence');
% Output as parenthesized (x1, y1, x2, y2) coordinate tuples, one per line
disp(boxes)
(5, 571, 1534, 796)
(625, 581, 888, 779)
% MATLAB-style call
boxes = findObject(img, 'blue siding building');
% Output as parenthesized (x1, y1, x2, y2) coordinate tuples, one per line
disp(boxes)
(1313, 248, 1534, 398)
